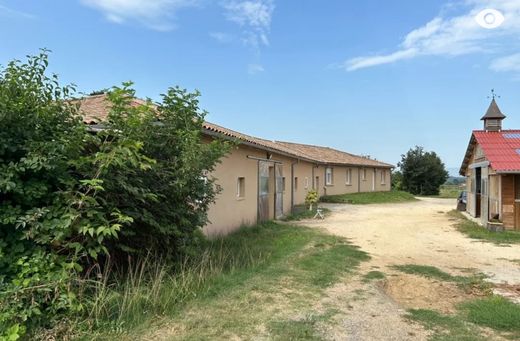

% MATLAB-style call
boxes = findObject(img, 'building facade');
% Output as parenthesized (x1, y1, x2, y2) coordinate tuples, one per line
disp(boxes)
(78, 94, 394, 236)
(460, 98, 520, 230)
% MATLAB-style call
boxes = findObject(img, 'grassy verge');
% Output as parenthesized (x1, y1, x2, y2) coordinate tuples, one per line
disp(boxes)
(362, 270, 385, 282)
(282, 205, 331, 221)
(396, 264, 520, 339)
(392, 264, 490, 294)
(73, 221, 369, 340)
(408, 296, 520, 340)
(449, 210, 520, 244)
(320, 190, 417, 205)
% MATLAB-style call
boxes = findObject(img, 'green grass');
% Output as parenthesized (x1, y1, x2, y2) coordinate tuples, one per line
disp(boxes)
(407, 297, 520, 340)
(392, 264, 490, 294)
(320, 190, 417, 205)
(460, 296, 520, 333)
(407, 309, 485, 341)
(437, 185, 464, 199)
(362, 270, 385, 282)
(72, 221, 369, 340)
(269, 310, 338, 340)
(392, 264, 455, 281)
(449, 210, 520, 244)
(282, 205, 331, 221)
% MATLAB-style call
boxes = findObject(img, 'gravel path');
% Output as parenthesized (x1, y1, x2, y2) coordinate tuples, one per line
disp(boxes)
(298, 197, 520, 340)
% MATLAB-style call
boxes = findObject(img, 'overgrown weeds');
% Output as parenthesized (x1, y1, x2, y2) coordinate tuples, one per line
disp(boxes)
(69, 222, 369, 339)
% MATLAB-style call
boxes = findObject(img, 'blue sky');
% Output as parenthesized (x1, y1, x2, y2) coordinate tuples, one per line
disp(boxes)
(2, 0, 520, 174)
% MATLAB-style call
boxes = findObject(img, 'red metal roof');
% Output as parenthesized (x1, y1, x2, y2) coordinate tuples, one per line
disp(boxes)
(473, 130, 520, 172)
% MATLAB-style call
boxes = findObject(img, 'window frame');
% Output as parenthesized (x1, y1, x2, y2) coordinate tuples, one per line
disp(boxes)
(346, 168, 352, 185)
(325, 167, 333, 186)
(237, 177, 245, 199)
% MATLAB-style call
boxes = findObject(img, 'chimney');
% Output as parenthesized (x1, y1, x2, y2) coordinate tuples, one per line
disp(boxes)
(481, 98, 506, 131)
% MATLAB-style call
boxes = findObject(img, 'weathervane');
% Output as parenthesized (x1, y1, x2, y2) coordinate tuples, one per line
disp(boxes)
(488, 88, 500, 100)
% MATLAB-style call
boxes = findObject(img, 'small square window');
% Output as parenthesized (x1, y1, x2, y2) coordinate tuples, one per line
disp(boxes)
(294, 177, 298, 191)
(237, 177, 245, 198)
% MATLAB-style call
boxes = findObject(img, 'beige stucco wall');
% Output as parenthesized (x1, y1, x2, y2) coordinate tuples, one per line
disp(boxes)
(292, 160, 317, 206)
(204, 138, 392, 236)
(204, 144, 265, 236)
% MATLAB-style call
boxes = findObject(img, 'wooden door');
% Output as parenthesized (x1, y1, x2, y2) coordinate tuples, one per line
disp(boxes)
(515, 175, 520, 230)
(258, 161, 270, 222)
(274, 164, 283, 219)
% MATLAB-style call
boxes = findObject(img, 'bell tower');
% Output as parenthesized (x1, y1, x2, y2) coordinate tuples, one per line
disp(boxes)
(481, 90, 506, 132)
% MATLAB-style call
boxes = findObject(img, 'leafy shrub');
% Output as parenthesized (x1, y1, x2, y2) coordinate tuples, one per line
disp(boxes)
(305, 190, 318, 210)
(0, 51, 229, 337)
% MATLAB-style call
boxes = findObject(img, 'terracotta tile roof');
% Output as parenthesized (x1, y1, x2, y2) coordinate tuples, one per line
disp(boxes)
(75, 94, 394, 168)
(73, 93, 146, 124)
(274, 141, 394, 168)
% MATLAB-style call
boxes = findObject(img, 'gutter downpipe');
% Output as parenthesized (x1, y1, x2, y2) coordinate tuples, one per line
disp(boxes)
(291, 160, 298, 212)
(358, 167, 361, 193)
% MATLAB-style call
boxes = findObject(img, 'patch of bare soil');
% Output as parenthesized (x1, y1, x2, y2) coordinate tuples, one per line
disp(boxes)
(382, 273, 469, 314)
(493, 284, 520, 304)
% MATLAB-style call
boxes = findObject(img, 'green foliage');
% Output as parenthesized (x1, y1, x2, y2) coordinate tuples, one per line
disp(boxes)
(305, 190, 318, 210)
(391, 170, 403, 190)
(398, 146, 448, 196)
(0, 51, 229, 337)
(320, 190, 416, 204)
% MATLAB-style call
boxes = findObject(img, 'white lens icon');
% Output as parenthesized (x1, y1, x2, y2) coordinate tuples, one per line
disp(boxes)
(475, 9, 505, 29)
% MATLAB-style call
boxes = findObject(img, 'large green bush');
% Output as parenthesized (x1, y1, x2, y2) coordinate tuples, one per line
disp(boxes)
(0, 51, 229, 338)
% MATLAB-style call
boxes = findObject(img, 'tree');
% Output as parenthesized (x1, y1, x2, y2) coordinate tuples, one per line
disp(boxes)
(0, 51, 230, 337)
(391, 170, 403, 190)
(398, 146, 448, 195)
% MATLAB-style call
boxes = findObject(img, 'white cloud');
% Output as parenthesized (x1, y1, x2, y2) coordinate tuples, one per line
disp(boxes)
(247, 63, 265, 74)
(490, 53, 520, 72)
(0, 4, 34, 19)
(81, 0, 197, 31)
(210, 31, 234, 43)
(222, 0, 274, 48)
(343, 0, 520, 71)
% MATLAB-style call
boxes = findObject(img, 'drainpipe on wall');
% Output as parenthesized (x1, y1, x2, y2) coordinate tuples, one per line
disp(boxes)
(291, 160, 298, 212)
(358, 167, 361, 193)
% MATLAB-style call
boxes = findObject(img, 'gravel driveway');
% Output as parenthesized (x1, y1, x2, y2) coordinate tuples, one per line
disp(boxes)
(298, 197, 520, 340)
(305, 197, 520, 284)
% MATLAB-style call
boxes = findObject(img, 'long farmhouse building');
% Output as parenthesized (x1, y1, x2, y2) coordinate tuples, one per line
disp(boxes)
(79, 94, 394, 235)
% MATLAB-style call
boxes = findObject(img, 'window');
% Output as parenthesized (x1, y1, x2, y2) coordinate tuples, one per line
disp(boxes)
(381, 170, 386, 185)
(346, 168, 352, 185)
(362, 168, 367, 181)
(282, 177, 286, 192)
(294, 177, 298, 191)
(237, 177, 245, 198)
(325, 167, 333, 185)
(304, 177, 309, 189)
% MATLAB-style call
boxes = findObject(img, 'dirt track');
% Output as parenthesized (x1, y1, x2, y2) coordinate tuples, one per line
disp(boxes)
(299, 197, 520, 340)
(304, 197, 520, 284)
